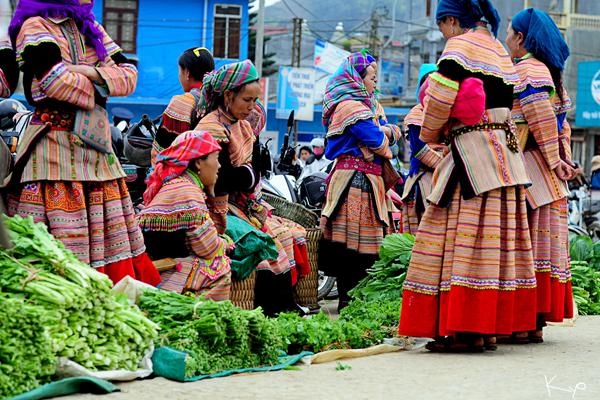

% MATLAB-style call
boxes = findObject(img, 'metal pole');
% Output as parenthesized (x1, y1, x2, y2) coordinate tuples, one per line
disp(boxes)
(379, 0, 398, 84)
(202, 0, 208, 48)
(255, 0, 265, 73)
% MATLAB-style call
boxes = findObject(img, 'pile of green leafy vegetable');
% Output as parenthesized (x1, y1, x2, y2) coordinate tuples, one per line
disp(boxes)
(277, 298, 403, 354)
(0, 296, 57, 399)
(0, 215, 159, 397)
(569, 235, 600, 315)
(349, 234, 414, 301)
(139, 289, 280, 379)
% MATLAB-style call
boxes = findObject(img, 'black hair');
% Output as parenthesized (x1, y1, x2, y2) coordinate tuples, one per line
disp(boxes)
(299, 146, 312, 154)
(359, 67, 369, 79)
(178, 47, 215, 82)
(419, 71, 435, 88)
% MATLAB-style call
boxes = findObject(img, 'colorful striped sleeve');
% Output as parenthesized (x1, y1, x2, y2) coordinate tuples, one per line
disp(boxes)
(559, 120, 572, 161)
(415, 144, 443, 169)
(420, 72, 459, 144)
(517, 85, 561, 169)
(0, 70, 9, 98)
(38, 61, 96, 109)
(186, 219, 230, 261)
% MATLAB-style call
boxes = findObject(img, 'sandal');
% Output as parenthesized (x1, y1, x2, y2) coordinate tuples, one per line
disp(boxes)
(528, 330, 544, 344)
(425, 336, 485, 353)
(496, 333, 529, 344)
(484, 335, 497, 351)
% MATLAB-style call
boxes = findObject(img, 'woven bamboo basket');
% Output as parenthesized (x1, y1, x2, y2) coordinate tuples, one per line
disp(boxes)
(230, 270, 256, 310)
(262, 193, 321, 310)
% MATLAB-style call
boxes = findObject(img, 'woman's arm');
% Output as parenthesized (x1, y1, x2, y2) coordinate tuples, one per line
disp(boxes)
(214, 142, 259, 195)
(347, 119, 392, 158)
(517, 85, 562, 170)
(185, 218, 231, 260)
(419, 67, 460, 144)
(408, 125, 443, 169)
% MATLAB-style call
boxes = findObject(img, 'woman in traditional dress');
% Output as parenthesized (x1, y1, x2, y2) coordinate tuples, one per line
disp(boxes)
(137, 130, 234, 300)
(6, 0, 161, 286)
(401, 64, 445, 235)
(357, 48, 403, 233)
(505, 8, 575, 343)
(195, 60, 308, 315)
(151, 47, 215, 165)
(319, 53, 396, 310)
(398, 0, 538, 352)
(0, 35, 19, 98)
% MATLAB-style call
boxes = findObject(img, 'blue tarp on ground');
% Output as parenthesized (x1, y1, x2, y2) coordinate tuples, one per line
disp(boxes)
(10, 377, 120, 400)
(152, 346, 313, 382)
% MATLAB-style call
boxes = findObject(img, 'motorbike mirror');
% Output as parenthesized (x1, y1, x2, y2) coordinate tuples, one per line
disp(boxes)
(391, 144, 399, 158)
(1, 117, 15, 130)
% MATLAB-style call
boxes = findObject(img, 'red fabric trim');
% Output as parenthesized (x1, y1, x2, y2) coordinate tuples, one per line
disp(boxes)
(161, 114, 191, 136)
(535, 271, 573, 322)
(399, 286, 537, 338)
(189, 82, 203, 91)
(97, 253, 162, 287)
(295, 243, 311, 278)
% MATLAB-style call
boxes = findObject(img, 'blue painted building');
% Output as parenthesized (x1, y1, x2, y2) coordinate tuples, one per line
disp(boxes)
(92, 0, 250, 120)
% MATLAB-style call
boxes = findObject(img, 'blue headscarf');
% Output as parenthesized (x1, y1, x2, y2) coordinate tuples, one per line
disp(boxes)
(436, 0, 501, 38)
(511, 8, 570, 71)
(415, 64, 438, 102)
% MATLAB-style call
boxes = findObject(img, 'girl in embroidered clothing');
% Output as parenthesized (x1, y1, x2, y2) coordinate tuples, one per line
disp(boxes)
(398, 0, 537, 352)
(150, 47, 215, 165)
(195, 60, 309, 316)
(401, 64, 445, 235)
(505, 8, 575, 343)
(0, 35, 19, 98)
(319, 53, 397, 311)
(5, 0, 161, 287)
(138, 131, 233, 300)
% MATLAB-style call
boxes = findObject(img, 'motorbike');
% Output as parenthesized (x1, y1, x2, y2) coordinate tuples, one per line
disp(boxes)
(568, 185, 600, 242)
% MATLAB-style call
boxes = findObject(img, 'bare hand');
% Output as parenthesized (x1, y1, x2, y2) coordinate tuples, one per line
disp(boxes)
(380, 125, 393, 139)
(564, 159, 578, 180)
(554, 160, 574, 181)
(100, 56, 116, 68)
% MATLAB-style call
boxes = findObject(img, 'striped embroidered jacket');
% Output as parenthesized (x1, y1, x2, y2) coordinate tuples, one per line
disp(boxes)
(321, 100, 392, 223)
(137, 171, 232, 289)
(10, 16, 138, 184)
(195, 109, 255, 167)
(512, 56, 572, 209)
(151, 87, 202, 165)
(421, 27, 530, 205)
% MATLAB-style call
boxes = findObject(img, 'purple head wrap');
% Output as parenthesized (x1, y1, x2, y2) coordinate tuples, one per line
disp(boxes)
(8, 0, 108, 60)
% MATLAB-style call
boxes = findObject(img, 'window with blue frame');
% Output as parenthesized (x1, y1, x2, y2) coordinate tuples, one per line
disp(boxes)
(103, 0, 139, 54)
(213, 4, 242, 59)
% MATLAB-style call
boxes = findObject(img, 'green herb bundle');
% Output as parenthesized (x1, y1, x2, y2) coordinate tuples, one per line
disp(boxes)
(569, 236, 600, 315)
(139, 289, 281, 378)
(0, 296, 57, 399)
(349, 234, 414, 301)
(0, 215, 159, 394)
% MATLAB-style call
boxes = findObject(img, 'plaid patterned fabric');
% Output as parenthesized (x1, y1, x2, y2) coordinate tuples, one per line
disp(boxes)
(323, 53, 374, 133)
(144, 130, 221, 205)
(200, 60, 260, 114)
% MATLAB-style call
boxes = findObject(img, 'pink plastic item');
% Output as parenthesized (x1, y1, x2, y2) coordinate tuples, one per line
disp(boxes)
(419, 77, 486, 126)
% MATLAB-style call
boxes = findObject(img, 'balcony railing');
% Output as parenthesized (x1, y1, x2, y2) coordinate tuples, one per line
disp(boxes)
(546, 12, 600, 30)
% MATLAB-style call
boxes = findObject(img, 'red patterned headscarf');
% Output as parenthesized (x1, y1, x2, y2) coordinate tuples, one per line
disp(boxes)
(144, 130, 221, 205)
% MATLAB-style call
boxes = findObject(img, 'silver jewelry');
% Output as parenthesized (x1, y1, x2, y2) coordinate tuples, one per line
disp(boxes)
(517, 44, 520, 50)
(452, 25, 455, 35)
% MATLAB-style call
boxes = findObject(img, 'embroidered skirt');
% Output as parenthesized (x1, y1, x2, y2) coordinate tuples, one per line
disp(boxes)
(7, 178, 161, 287)
(160, 260, 232, 301)
(528, 198, 573, 322)
(399, 185, 537, 338)
(320, 171, 386, 255)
